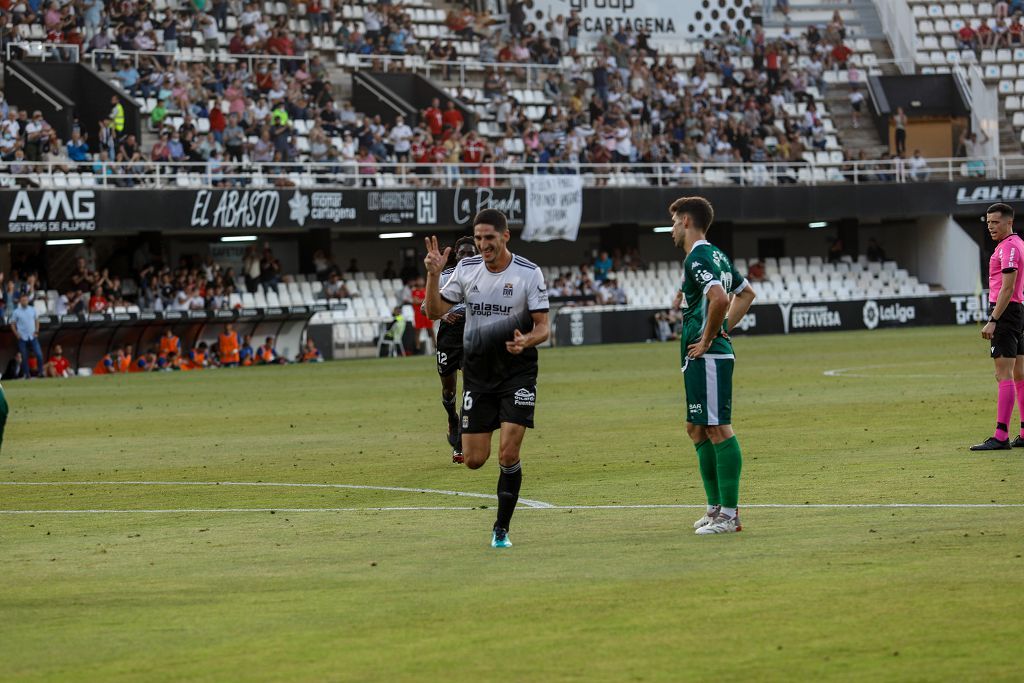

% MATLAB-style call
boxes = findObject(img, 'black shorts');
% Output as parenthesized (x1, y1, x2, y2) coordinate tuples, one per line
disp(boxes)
(990, 302, 1024, 358)
(461, 384, 536, 433)
(436, 323, 463, 376)
(436, 342, 463, 376)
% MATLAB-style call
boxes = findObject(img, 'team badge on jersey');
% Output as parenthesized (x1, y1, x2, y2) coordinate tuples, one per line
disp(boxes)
(503, 283, 514, 297)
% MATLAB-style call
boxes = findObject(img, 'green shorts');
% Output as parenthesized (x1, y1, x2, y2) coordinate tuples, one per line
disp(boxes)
(682, 355, 734, 426)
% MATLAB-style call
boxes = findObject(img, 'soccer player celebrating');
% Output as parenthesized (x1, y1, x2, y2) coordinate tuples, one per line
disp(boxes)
(971, 203, 1024, 451)
(423, 209, 550, 548)
(432, 236, 478, 464)
(670, 196, 757, 535)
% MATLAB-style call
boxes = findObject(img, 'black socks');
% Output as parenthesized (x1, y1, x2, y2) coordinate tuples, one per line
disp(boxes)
(496, 461, 522, 531)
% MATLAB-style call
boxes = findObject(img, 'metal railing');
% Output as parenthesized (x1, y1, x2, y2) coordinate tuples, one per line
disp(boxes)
(88, 48, 311, 71)
(339, 52, 567, 88)
(5, 41, 81, 63)
(1, 157, 1022, 190)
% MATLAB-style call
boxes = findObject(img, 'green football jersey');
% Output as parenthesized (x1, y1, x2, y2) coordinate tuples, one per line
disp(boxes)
(679, 240, 746, 363)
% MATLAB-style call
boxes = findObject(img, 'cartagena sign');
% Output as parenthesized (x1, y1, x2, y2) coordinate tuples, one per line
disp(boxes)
(531, 0, 752, 45)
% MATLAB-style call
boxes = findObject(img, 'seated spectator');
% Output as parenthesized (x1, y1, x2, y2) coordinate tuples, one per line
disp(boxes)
(88, 286, 109, 313)
(907, 149, 929, 182)
(747, 261, 766, 282)
(867, 238, 887, 262)
(67, 133, 91, 165)
(957, 24, 977, 51)
(43, 345, 72, 378)
(324, 272, 351, 299)
(3, 353, 28, 381)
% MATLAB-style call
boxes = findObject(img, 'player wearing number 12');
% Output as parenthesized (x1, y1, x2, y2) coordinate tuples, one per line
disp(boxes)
(670, 197, 757, 535)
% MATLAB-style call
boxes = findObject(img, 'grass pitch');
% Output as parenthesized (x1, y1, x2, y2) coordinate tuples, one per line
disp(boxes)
(2, 326, 1022, 682)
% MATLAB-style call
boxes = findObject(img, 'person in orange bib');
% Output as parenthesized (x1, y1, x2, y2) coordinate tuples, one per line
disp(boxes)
(239, 334, 255, 366)
(297, 338, 323, 363)
(130, 350, 158, 372)
(183, 342, 210, 370)
(159, 329, 181, 358)
(118, 344, 134, 373)
(255, 336, 287, 365)
(219, 324, 241, 367)
(94, 346, 124, 375)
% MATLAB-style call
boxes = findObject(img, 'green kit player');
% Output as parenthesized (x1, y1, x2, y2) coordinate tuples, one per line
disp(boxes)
(669, 197, 757, 535)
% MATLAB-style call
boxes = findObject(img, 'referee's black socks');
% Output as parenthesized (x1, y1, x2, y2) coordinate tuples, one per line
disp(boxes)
(496, 461, 522, 531)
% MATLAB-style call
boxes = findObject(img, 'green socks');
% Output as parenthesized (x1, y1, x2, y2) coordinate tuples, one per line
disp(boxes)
(694, 439, 720, 507)
(714, 436, 743, 509)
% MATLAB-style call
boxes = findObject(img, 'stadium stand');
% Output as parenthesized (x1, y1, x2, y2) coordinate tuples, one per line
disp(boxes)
(0, 0, 916, 188)
(909, 0, 1024, 151)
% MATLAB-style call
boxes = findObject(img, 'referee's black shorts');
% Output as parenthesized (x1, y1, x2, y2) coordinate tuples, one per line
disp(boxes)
(990, 302, 1024, 358)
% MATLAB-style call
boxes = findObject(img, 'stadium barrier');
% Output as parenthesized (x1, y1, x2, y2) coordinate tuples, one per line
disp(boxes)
(553, 294, 988, 346)
(2, 157, 1021, 192)
(4, 178, 1024, 236)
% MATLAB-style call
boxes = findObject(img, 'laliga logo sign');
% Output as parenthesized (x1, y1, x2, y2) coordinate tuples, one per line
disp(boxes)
(862, 300, 917, 330)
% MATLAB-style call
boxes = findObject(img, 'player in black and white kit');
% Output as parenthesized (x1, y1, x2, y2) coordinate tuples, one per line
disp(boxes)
(434, 236, 477, 464)
(424, 209, 550, 549)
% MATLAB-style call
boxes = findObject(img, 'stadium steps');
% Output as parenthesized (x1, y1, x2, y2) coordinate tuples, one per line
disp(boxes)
(998, 101, 1023, 156)
(761, 0, 887, 41)
(822, 91, 889, 160)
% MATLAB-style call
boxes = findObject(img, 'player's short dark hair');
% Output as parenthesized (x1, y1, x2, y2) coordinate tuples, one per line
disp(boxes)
(987, 203, 1015, 219)
(454, 236, 476, 251)
(472, 208, 508, 233)
(446, 236, 477, 268)
(669, 196, 714, 233)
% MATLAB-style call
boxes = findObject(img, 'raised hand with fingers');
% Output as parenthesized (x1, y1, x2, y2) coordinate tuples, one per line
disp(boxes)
(423, 236, 451, 276)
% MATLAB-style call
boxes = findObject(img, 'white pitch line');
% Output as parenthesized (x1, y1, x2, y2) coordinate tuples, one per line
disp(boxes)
(0, 506, 475, 514)
(2, 503, 1023, 515)
(0, 480, 556, 509)
(823, 362, 977, 379)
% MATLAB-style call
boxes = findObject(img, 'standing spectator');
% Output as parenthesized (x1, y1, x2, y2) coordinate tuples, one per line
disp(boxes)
(593, 251, 613, 281)
(24, 110, 50, 161)
(849, 86, 864, 129)
(10, 294, 44, 379)
(442, 101, 464, 134)
(423, 98, 443, 138)
(893, 106, 907, 156)
(109, 95, 126, 139)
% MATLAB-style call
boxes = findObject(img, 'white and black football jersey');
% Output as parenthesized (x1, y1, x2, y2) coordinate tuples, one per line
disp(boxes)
(440, 253, 549, 392)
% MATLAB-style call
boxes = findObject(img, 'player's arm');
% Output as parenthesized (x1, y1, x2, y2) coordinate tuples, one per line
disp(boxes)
(726, 281, 757, 334)
(507, 311, 550, 355)
(687, 283, 728, 359)
(423, 236, 454, 320)
(984, 269, 1018, 339)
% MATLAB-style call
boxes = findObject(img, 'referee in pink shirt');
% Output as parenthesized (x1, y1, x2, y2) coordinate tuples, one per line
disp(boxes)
(972, 203, 1024, 450)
